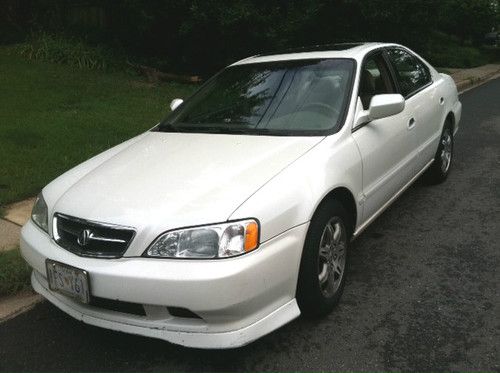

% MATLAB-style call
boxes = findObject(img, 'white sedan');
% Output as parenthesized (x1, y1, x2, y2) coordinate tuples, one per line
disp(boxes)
(21, 42, 461, 348)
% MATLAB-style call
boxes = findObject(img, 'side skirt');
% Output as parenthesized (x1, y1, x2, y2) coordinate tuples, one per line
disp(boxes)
(352, 159, 434, 240)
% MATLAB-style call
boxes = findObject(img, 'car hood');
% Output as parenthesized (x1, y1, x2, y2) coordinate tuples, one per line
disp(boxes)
(52, 131, 323, 254)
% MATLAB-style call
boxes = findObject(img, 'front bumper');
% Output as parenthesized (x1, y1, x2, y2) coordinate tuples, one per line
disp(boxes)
(20, 220, 307, 348)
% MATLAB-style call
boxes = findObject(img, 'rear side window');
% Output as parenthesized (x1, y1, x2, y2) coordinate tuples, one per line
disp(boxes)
(386, 48, 431, 97)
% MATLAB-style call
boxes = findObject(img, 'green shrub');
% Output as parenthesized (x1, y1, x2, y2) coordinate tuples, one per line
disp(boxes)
(423, 31, 488, 68)
(17, 33, 121, 71)
(481, 46, 500, 64)
(426, 45, 487, 68)
(0, 249, 32, 296)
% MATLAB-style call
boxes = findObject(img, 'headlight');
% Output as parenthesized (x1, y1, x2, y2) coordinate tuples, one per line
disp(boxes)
(145, 219, 259, 259)
(32, 193, 48, 233)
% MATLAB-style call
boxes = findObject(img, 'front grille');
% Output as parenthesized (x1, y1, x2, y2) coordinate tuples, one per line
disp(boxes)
(53, 213, 135, 258)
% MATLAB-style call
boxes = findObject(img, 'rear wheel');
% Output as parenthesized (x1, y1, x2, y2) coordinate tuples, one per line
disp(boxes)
(297, 199, 349, 317)
(425, 123, 454, 184)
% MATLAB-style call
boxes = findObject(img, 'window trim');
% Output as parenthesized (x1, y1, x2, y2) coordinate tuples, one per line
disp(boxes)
(384, 47, 433, 99)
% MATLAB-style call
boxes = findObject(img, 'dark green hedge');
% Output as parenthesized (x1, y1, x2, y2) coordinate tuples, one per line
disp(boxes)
(1, 0, 499, 74)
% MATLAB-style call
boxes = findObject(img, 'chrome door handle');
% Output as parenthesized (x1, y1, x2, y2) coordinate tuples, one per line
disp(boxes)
(408, 117, 416, 129)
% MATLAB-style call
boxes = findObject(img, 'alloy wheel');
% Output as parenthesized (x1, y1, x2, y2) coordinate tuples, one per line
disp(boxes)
(318, 218, 347, 298)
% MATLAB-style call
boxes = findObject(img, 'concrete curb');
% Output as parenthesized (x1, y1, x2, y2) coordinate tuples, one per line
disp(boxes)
(0, 290, 43, 323)
(456, 71, 500, 94)
(450, 64, 500, 93)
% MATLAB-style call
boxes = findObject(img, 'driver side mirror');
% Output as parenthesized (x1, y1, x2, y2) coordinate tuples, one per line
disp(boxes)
(170, 98, 184, 111)
(355, 94, 405, 127)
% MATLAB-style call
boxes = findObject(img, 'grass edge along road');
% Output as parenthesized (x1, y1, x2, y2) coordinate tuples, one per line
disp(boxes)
(0, 248, 31, 297)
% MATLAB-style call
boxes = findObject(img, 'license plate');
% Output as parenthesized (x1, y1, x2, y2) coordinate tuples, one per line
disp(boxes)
(46, 260, 90, 304)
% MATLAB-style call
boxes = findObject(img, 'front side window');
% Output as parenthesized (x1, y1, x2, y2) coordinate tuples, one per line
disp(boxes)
(386, 48, 431, 97)
(359, 53, 395, 109)
(158, 59, 355, 135)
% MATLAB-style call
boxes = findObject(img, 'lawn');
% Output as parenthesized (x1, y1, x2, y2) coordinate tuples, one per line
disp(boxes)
(0, 47, 197, 206)
(0, 248, 31, 296)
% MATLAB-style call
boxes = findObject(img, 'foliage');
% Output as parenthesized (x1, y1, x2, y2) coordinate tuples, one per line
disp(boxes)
(0, 249, 31, 296)
(427, 45, 487, 68)
(424, 31, 489, 68)
(17, 33, 121, 71)
(0, 47, 196, 205)
(438, 0, 499, 45)
(1, 0, 499, 72)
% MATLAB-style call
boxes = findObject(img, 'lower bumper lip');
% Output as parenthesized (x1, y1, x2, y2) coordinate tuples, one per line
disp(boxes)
(20, 219, 309, 348)
(32, 270, 300, 348)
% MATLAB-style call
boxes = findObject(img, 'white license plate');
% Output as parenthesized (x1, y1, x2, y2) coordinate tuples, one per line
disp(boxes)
(46, 260, 90, 304)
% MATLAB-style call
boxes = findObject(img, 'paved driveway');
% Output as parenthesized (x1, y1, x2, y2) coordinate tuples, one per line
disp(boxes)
(1, 78, 499, 372)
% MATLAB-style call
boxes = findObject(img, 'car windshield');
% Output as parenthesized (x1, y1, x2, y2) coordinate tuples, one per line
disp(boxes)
(158, 58, 355, 136)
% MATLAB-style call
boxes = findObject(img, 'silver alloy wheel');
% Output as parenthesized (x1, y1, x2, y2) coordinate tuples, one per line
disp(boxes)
(440, 129, 452, 173)
(318, 217, 346, 298)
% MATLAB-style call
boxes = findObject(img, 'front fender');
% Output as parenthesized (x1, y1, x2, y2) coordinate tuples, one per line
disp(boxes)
(229, 135, 363, 243)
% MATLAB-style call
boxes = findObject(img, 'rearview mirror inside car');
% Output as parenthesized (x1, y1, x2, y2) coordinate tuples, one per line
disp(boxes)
(170, 98, 184, 111)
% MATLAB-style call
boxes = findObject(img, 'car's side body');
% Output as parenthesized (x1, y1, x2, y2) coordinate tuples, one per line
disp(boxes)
(231, 43, 461, 240)
(20, 42, 461, 348)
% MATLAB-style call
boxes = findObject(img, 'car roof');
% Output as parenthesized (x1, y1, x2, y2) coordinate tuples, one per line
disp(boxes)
(232, 42, 397, 66)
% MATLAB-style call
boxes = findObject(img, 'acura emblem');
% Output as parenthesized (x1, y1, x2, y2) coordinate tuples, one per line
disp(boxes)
(77, 229, 92, 246)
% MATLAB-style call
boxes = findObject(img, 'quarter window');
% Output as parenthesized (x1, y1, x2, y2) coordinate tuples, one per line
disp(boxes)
(386, 48, 431, 97)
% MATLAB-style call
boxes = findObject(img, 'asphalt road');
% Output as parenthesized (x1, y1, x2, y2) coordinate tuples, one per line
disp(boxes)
(1, 78, 499, 372)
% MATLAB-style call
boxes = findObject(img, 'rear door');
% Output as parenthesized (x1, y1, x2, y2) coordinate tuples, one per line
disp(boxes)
(385, 47, 442, 169)
(352, 51, 419, 222)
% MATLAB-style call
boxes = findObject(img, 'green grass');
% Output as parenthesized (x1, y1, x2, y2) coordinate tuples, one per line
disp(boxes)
(0, 46, 197, 206)
(0, 249, 32, 296)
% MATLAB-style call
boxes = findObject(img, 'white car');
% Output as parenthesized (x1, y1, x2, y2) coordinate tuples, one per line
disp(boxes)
(21, 42, 461, 349)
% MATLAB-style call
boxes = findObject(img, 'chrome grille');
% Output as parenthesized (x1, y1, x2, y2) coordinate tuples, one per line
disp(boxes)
(53, 213, 135, 258)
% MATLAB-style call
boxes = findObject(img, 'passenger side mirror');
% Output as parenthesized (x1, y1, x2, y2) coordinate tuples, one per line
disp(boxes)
(170, 98, 184, 111)
(354, 94, 405, 127)
(369, 94, 405, 120)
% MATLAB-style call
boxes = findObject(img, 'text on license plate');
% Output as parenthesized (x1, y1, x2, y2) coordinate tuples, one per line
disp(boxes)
(46, 260, 90, 304)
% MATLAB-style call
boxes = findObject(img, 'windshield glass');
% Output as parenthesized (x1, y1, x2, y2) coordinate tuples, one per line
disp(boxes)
(158, 58, 355, 135)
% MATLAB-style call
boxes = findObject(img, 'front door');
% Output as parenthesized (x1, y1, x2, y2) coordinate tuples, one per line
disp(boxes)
(352, 51, 419, 222)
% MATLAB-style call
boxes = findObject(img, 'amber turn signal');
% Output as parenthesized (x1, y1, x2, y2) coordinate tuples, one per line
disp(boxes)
(244, 221, 259, 252)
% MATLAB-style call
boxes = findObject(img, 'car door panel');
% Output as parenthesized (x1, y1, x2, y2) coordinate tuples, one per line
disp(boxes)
(352, 50, 420, 223)
(386, 47, 443, 171)
(413, 80, 446, 166)
(352, 104, 417, 222)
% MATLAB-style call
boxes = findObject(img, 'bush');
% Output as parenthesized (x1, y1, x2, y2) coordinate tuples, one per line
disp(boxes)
(0, 249, 32, 296)
(17, 33, 121, 71)
(426, 45, 487, 68)
(423, 31, 489, 68)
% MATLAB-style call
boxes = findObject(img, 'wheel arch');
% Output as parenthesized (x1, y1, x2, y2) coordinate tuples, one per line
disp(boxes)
(313, 187, 358, 237)
(445, 111, 455, 132)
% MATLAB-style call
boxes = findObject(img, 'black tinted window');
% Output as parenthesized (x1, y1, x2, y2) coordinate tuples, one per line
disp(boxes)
(386, 49, 431, 97)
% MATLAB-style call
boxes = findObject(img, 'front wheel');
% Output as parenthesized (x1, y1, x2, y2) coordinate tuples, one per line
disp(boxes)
(425, 124, 454, 184)
(296, 200, 349, 317)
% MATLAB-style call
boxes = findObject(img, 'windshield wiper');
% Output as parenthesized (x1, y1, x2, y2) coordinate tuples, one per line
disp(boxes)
(157, 122, 181, 132)
(157, 123, 278, 135)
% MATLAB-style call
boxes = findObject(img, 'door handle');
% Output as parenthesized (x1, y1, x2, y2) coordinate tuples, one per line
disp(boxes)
(439, 97, 445, 105)
(408, 117, 416, 129)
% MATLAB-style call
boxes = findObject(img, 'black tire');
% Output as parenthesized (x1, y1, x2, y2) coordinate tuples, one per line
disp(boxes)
(424, 122, 454, 184)
(296, 199, 350, 318)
